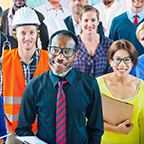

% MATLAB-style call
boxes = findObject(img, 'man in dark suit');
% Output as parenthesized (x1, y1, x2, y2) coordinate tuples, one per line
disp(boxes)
(64, 0, 104, 36)
(0, 6, 18, 57)
(0, 0, 49, 50)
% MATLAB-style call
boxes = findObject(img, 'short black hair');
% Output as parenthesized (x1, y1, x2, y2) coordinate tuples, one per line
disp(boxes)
(48, 30, 78, 52)
(0, 7, 2, 17)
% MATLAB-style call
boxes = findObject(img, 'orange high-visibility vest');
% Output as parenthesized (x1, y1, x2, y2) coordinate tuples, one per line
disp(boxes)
(2, 48, 50, 132)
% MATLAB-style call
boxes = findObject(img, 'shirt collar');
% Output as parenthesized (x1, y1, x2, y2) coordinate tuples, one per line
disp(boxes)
(46, 1, 64, 12)
(49, 68, 75, 87)
(72, 15, 78, 25)
(127, 8, 144, 18)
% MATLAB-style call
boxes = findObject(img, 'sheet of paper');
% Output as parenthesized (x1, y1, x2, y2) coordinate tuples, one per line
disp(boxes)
(16, 136, 47, 144)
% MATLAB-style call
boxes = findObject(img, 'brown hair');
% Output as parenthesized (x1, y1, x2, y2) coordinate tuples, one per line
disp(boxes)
(79, 5, 99, 21)
(136, 22, 144, 40)
(107, 40, 138, 66)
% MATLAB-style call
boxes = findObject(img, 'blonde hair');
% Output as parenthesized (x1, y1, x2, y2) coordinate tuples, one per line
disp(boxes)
(136, 22, 144, 40)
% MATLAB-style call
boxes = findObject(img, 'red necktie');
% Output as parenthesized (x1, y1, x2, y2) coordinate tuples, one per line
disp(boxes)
(133, 15, 138, 25)
(56, 81, 67, 144)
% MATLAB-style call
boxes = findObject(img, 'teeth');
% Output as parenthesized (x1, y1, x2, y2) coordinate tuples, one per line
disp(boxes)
(55, 62, 63, 67)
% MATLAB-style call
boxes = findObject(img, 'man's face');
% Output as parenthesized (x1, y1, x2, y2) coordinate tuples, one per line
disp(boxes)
(68, 0, 88, 15)
(13, 0, 26, 8)
(131, 0, 144, 9)
(15, 25, 38, 51)
(48, 34, 77, 78)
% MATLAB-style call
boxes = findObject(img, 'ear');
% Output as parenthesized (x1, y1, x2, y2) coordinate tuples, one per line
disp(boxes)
(86, 0, 88, 4)
(68, 0, 70, 6)
(109, 59, 113, 67)
(13, 30, 17, 39)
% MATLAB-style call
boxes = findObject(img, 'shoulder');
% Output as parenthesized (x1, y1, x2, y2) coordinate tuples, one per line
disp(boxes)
(0, 96, 3, 106)
(93, 2, 103, 9)
(112, 12, 127, 22)
(33, 8, 45, 21)
(74, 69, 98, 85)
(100, 35, 113, 45)
(64, 15, 72, 22)
(2, 8, 9, 17)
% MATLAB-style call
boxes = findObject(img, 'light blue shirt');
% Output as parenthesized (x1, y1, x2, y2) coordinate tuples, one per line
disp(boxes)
(26, 0, 47, 8)
(127, 9, 144, 23)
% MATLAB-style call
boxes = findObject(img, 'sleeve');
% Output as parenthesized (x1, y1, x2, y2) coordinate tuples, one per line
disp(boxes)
(86, 79, 104, 144)
(0, 96, 7, 142)
(109, 19, 118, 41)
(15, 84, 37, 136)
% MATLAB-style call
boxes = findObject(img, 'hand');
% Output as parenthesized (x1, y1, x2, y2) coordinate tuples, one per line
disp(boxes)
(0, 139, 4, 144)
(116, 119, 134, 134)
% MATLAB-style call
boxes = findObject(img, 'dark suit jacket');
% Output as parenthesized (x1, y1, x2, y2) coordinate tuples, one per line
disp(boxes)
(0, 8, 49, 50)
(64, 15, 104, 36)
(0, 31, 18, 57)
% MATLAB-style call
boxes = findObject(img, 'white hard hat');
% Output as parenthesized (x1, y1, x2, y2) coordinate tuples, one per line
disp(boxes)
(12, 7, 40, 30)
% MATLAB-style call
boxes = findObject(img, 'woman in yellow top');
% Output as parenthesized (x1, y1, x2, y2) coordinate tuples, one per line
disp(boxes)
(97, 40, 144, 144)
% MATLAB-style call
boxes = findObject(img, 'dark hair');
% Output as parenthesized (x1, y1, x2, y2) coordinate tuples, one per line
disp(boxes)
(48, 30, 78, 51)
(0, 7, 2, 17)
(107, 40, 138, 66)
(79, 5, 99, 21)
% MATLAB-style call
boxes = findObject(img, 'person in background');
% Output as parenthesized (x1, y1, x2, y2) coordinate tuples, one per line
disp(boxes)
(0, 96, 7, 144)
(0, 0, 49, 50)
(94, 0, 129, 36)
(64, 0, 104, 36)
(0, 0, 13, 11)
(97, 39, 144, 144)
(0, 7, 50, 144)
(15, 30, 104, 144)
(74, 5, 113, 78)
(0, 6, 18, 57)
(109, 0, 144, 56)
(130, 22, 144, 80)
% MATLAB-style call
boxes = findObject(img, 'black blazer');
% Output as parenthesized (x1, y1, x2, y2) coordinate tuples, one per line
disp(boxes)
(0, 32, 18, 57)
(0, 8, 49, 50)
(64, 15, 105, 36)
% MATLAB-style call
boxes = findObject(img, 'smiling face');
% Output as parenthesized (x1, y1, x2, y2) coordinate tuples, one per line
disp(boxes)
(80, 10, 99, 35)
(110, 49, 134, 77)
(15, 25, 38, 51)
(131, 0, 144, 9)
(48, 34, 77, 78)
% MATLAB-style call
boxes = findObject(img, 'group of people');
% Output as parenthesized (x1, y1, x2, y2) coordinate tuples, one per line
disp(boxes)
(0, 0, 144, 144)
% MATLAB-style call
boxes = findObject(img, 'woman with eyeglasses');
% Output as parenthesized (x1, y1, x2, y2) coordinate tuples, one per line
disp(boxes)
(130, 22, 144, 80)
(96, 39, 144, 144)
(73, 5, 113, 77)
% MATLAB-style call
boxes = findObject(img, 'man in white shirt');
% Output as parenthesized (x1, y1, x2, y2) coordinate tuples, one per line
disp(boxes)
(35, 0, 71, 19)
(94, 0, 129, 36)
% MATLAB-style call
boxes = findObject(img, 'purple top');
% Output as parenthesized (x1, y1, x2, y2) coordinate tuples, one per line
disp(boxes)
(74, 35, 113, 77)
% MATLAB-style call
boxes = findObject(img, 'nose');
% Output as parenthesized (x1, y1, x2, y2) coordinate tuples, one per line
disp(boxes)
(119, 60, 125, 65)
(25, 33, 30, 40)
(57, 52, 65, 60)
(88, 20, 92, 26)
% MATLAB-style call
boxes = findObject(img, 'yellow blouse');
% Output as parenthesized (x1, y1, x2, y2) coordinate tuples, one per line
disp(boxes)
(96, 76, 144, 144)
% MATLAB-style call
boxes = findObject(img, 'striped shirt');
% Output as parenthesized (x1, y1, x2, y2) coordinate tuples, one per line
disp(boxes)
(0, 48, 40, 96)
(74, 35, 113, 78)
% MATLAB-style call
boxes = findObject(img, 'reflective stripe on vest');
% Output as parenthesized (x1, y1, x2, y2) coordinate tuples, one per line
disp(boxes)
(2, 48, 51, 132)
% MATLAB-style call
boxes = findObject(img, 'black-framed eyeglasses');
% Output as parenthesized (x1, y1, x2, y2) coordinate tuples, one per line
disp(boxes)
(49, 46, 76, 58)
(111, 57, 133, 65)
